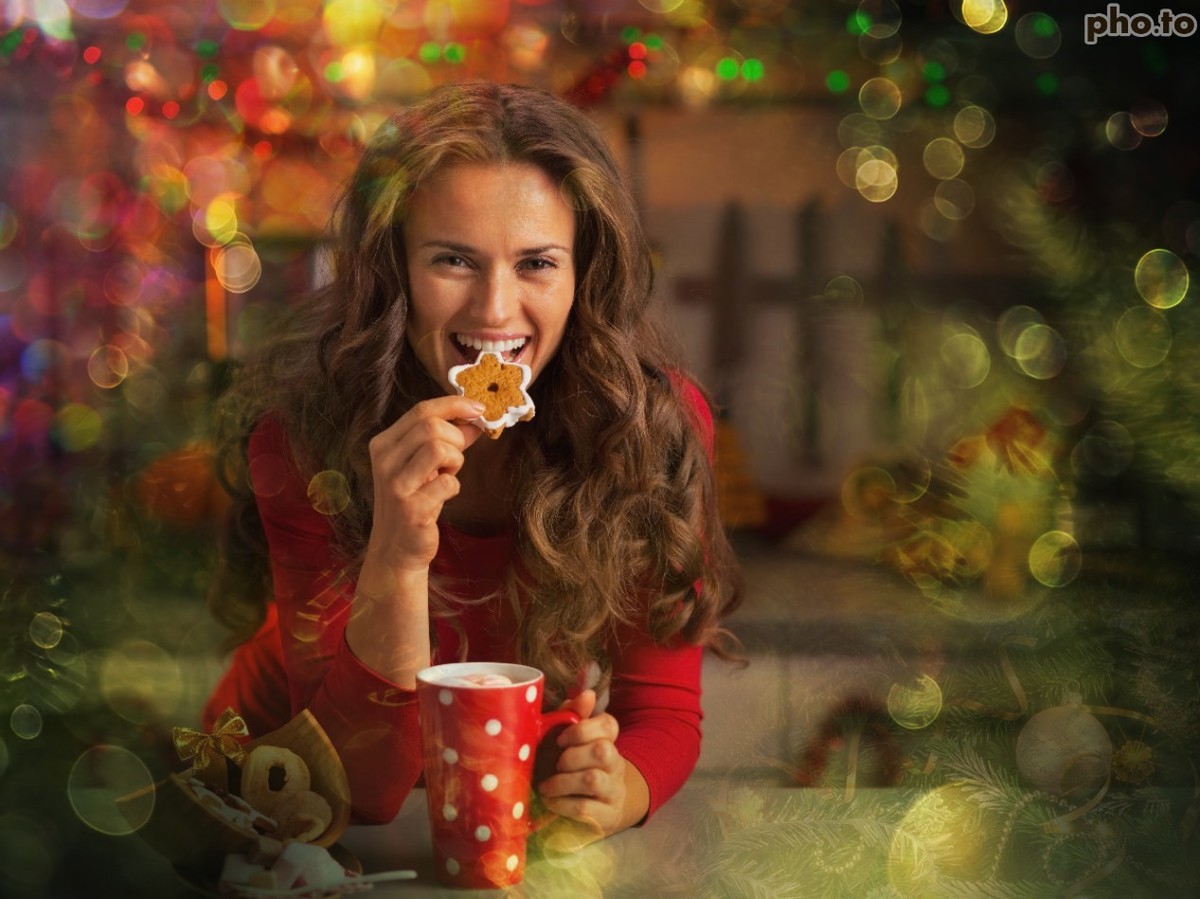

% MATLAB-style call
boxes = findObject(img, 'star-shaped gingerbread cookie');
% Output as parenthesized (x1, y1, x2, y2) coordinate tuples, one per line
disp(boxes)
(448, 351, 535, 439)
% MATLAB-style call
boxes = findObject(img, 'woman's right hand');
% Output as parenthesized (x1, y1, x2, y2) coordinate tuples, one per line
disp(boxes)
(347, 396, 485, 686)
(365, 395, 487, 573)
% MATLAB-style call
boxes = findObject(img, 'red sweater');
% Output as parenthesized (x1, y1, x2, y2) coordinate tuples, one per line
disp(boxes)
(203, 378, 715, 825)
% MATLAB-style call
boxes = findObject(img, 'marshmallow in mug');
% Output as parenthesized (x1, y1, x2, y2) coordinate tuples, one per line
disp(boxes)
(435, 672, 514, 688)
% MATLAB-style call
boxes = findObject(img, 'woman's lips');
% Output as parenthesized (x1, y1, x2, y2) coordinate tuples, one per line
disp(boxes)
(451, 333, 529, 363)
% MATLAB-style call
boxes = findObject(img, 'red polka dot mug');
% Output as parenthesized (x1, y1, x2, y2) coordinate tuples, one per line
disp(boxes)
(416, 662, 580, 888)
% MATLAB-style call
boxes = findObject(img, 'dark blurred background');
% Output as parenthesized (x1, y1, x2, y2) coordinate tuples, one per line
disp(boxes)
(1, 1, 1198, 896)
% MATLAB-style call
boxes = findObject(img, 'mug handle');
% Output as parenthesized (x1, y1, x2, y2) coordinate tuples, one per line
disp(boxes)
(536, 709, 581, 741)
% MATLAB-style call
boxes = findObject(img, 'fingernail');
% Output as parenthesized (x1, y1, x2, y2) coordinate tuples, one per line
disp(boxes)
(467, 401, 486, 415)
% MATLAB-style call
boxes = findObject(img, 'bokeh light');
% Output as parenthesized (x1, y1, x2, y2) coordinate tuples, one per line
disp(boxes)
(323, 0, 388, 46)
(858, 77, 902, 120)
(889, 783, 999, 893)
(308, 469, 352, 515)
(219, 0, 276, 32)
(30, 612, 65, 649)
(53, 404, 103, 452)
(638, 0, 686, 12)
(1105, 112, 1142, 151)
(960, 0, 1008, 35)
(933, 179, 974, 220)
(1072, 419, 1135, 478)
(824, 274, 864, 306)
(856, 157, 899, 203)
(249, 452, 290, 497)
(838, 113, 886, 149)
(997, 305, 1044, 356)
(66, 745, 155, 836)
(213, 242, 263, 293)
(952, 104, 996, 149)
(1131, 99, 1169, 137)
(1115, 306, 1172, 368)
(10, 704, 43, 740)
(940, 329, 990, 388)
(71, 0, 132, 20)
(887, 675, 943, 729)
(1028, 530, 1081, 587)
(922, 137, 965, 180)
(1011, 322, 1066, 380)
(1134, 248, 1189, 309)
(87, 345, 131, 389)
(841, 466, 897, 522)
(855, 0, 902, 39)
(1015, 12, 1060, 59)
(99, 640, 182, 723)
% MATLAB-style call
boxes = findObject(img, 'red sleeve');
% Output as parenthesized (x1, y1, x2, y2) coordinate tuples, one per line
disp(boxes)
(606, 371, 715, 820)
(246, 416, 423, 824)
(608, 628, 704, 820)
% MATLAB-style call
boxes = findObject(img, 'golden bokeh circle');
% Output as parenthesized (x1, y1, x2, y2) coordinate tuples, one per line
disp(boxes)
(1012, 323, 1066, 380)
(10, 704, 43, 740)
(99, 640, 182, 723)
(997, 305, 1044, 356)
(856, 158, 899, 203)
(29, 611, 64, 650)
(889, 783, 1000, 895)
(1028, 530, 1082, 588)
(953, 104, 996, 148)
(308, 469, 352, 515)
(1115, 306, 1172, 368)
(940, 331, 990, 388)
(859, 77, 902, 120)
(922, 137, 965, 180)
(961, 0, 1008, 34)
(887, 674, 943, 729)
(933, 178, 974, 220)
(841, 466, 897, 522)
(1134, 248, 1189, 309)
(824, 274, 864, 306)
(67, 745, 156, 836)
(87, 344, 130, 389)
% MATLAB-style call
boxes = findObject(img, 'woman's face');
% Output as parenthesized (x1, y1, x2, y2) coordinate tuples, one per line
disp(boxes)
(403, 160, 577, 394)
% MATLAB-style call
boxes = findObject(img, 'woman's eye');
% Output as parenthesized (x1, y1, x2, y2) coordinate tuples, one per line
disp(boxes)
(521, 258, 555, 271)
(435, 254, 469, 268)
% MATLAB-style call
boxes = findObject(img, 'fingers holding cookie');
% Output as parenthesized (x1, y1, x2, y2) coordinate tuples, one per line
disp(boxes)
(366, 396, 487, 569)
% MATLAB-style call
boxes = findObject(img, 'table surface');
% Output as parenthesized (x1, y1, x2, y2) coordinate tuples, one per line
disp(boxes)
(341, 781, 740, 898)
(337, 777, 1200, 898)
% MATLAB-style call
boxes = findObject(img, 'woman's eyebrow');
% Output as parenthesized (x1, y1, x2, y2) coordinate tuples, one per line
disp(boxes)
(418, 240, 477, 254)
(516, 245, 571, 257)
(419, 240, 571, 256)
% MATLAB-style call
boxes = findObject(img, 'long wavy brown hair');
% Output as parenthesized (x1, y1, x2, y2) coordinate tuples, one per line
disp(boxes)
(210, 81, 742, 693)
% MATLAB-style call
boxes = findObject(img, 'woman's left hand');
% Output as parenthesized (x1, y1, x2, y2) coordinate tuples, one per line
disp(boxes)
(536, 689, 649, 842)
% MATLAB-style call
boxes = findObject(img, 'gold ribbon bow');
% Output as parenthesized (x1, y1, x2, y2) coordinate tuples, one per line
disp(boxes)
(172, 707, 249, 769)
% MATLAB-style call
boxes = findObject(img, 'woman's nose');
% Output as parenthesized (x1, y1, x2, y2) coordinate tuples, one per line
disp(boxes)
(473, 269, 518, 322)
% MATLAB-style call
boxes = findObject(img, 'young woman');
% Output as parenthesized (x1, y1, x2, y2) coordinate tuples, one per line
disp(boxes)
(203, 81, 741, 839)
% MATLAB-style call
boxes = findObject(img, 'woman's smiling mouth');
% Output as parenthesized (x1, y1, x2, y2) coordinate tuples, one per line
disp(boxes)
(451, 333, 529, 364)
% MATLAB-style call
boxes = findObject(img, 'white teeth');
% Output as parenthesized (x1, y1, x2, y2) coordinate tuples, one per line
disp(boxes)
(455, 335, 527, 354)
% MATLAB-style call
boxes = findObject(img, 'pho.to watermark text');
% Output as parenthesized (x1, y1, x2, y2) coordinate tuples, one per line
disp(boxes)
(1084, 4, 1197, 44)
